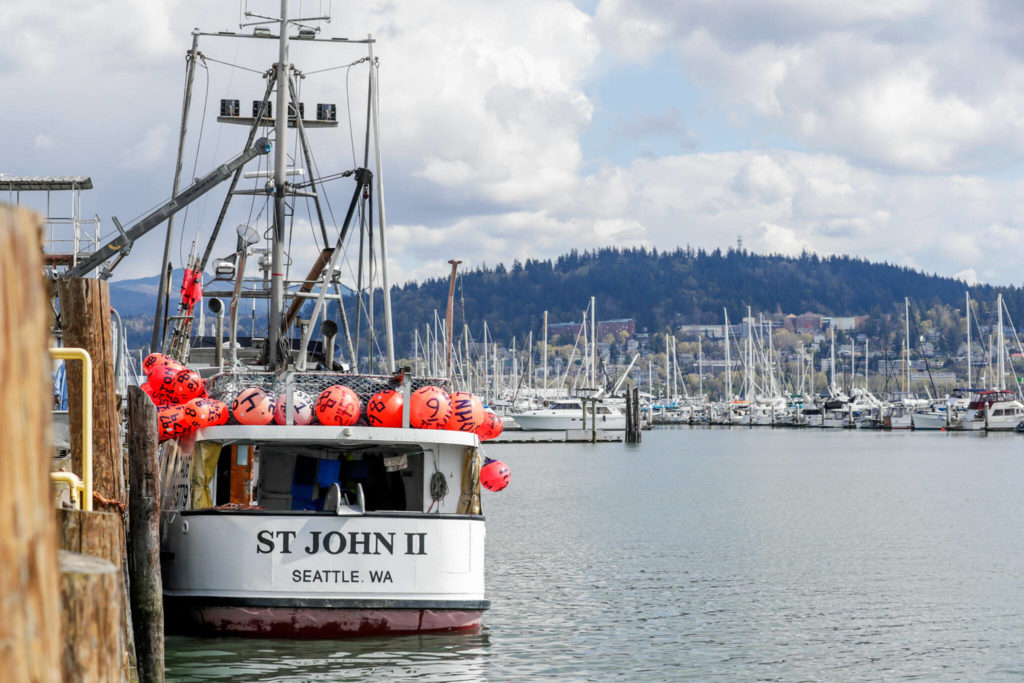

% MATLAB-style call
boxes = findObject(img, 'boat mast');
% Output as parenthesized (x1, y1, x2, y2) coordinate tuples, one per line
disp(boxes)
(590, 296, 597, 389)
(369, 35, 396, 371)
(267, 0, 290, 368)
(724, 309, 732, 401)
(904, 297, 910, 394)
(153, 31, 202, 354)
(966, 291, 972, 387)
(998, 292, 1005, 390)
(543, 310, 549, 394)
(830, 326, 836, 395)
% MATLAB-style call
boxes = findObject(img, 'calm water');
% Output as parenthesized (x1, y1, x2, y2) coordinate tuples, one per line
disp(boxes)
(166, 428, 1024, 680)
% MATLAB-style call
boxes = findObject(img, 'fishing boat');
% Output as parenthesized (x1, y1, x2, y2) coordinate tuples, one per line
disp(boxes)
(94, 3, 507, 637)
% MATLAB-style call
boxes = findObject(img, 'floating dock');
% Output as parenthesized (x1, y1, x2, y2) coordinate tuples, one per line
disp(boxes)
(492, 429, 621, 443)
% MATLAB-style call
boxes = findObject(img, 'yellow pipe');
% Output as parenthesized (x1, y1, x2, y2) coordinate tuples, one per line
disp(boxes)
(50, 348, 93, 511)
(50, 471, 85, 510)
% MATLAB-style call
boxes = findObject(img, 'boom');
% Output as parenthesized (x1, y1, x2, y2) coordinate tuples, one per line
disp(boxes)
(62, 138, 271, 280)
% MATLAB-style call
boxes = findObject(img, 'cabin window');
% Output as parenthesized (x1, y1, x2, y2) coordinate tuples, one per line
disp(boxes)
(212, 444, 424, 513)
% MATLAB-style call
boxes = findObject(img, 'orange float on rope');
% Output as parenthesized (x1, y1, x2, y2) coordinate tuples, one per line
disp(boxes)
(410, 385, 453, 429)
(274, 390, 315, 425)
(316, 385, 362, 426)
(366, 388, 403, 428)
(475, 409, 504, 441)
(445, 391, 484, 432)
(480, 457, 510, 491)
(231, 386, 275, 426)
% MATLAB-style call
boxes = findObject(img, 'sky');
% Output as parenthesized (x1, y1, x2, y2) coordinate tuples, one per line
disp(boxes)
(4, 0, 1024, 289)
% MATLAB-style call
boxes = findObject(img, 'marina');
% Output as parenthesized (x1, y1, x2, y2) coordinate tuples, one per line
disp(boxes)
(164, 427, 1024, 681)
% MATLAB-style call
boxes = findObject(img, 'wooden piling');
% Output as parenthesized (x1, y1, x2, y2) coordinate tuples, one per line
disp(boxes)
(57, 276, 137, 681)
(128, 386, 164, 683)
(59, 551, 123, 681)
(0, 205, 62, 680)
(57, 277, 126, 505)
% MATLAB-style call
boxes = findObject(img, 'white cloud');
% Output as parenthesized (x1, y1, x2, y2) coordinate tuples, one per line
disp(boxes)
(954, 268, 980, 286)
(5, 0, 1024, 296)
(593, 0, 1024, 173)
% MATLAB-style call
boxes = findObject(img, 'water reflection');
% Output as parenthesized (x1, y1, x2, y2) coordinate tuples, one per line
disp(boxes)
(165, 630, 490, 682)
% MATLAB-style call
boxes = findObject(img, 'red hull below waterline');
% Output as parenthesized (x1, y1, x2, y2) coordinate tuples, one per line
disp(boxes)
(167, 605, 484, 638)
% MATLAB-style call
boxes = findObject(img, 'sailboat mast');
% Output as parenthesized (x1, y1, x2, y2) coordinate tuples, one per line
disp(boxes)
(966, 291, 972, 387)
(590, 296, 597, 389)
(724, 309, 732, 401)
(998, 293, 1005, 390)
(830, 326, 836, 394)
(904, 297, 910, 393)
(543, 310, 549, 393)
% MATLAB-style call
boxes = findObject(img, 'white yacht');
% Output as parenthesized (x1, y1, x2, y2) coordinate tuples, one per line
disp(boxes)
(512, 398, 626, 431)
(957, 390, 1024, 431)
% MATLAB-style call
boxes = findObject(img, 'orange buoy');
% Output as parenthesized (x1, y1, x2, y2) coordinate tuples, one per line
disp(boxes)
(182, 397, 214, 430)
(171, 368, 204, 402)
(205, 398, 230, 426)
(156, 405, 190, 441)
(480, 458, 510, 491)
(146, 363, 182, 400)
(410, 385, 453, 429)
(316, 385, 362, 426)
(231, 386, 275, 425)
(366, 388, 403, 428)
(476, 409, 504, 441)
(274, 390, 315, 425)
(142, 352, 183, 377)
(446, 391, 484, 432)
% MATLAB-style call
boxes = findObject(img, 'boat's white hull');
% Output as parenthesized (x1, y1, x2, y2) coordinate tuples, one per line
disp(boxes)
(163, 511, 486, 637)
(511, 412, 625, 431)
(911, 412, 951, 430)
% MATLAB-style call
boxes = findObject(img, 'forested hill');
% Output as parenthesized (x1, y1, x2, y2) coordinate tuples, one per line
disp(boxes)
(390, 247, 1021, 347)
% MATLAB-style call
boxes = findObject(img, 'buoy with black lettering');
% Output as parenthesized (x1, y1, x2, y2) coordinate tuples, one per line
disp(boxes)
(480, 457, 510, 492)
(232, 386, 275, 425)
(410, 385, 453, 429)
(366, 388, 403, 428)
(475, 409, 504, 441)
(446, 391, 484, 432)
(316, 385, 362, 426)
(274, 389, 314, 425)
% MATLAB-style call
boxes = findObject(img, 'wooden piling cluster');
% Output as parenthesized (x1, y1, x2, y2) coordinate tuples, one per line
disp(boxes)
(2, 204, 165, 681)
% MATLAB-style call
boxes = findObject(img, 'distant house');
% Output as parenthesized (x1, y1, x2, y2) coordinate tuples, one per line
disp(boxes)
(549, 318, 636, 339)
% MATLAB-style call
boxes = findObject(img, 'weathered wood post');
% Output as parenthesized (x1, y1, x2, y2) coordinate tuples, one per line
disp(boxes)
(128, 386, 164, 682)
(0, 205, 62, 680)
(57, 276, 137, 681)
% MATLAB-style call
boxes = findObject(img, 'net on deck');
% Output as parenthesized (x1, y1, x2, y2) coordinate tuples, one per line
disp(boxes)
(206, 372, 451, 426)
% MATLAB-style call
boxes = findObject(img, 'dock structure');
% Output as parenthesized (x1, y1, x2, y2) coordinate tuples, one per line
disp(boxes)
(493, 429, 621, 443)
